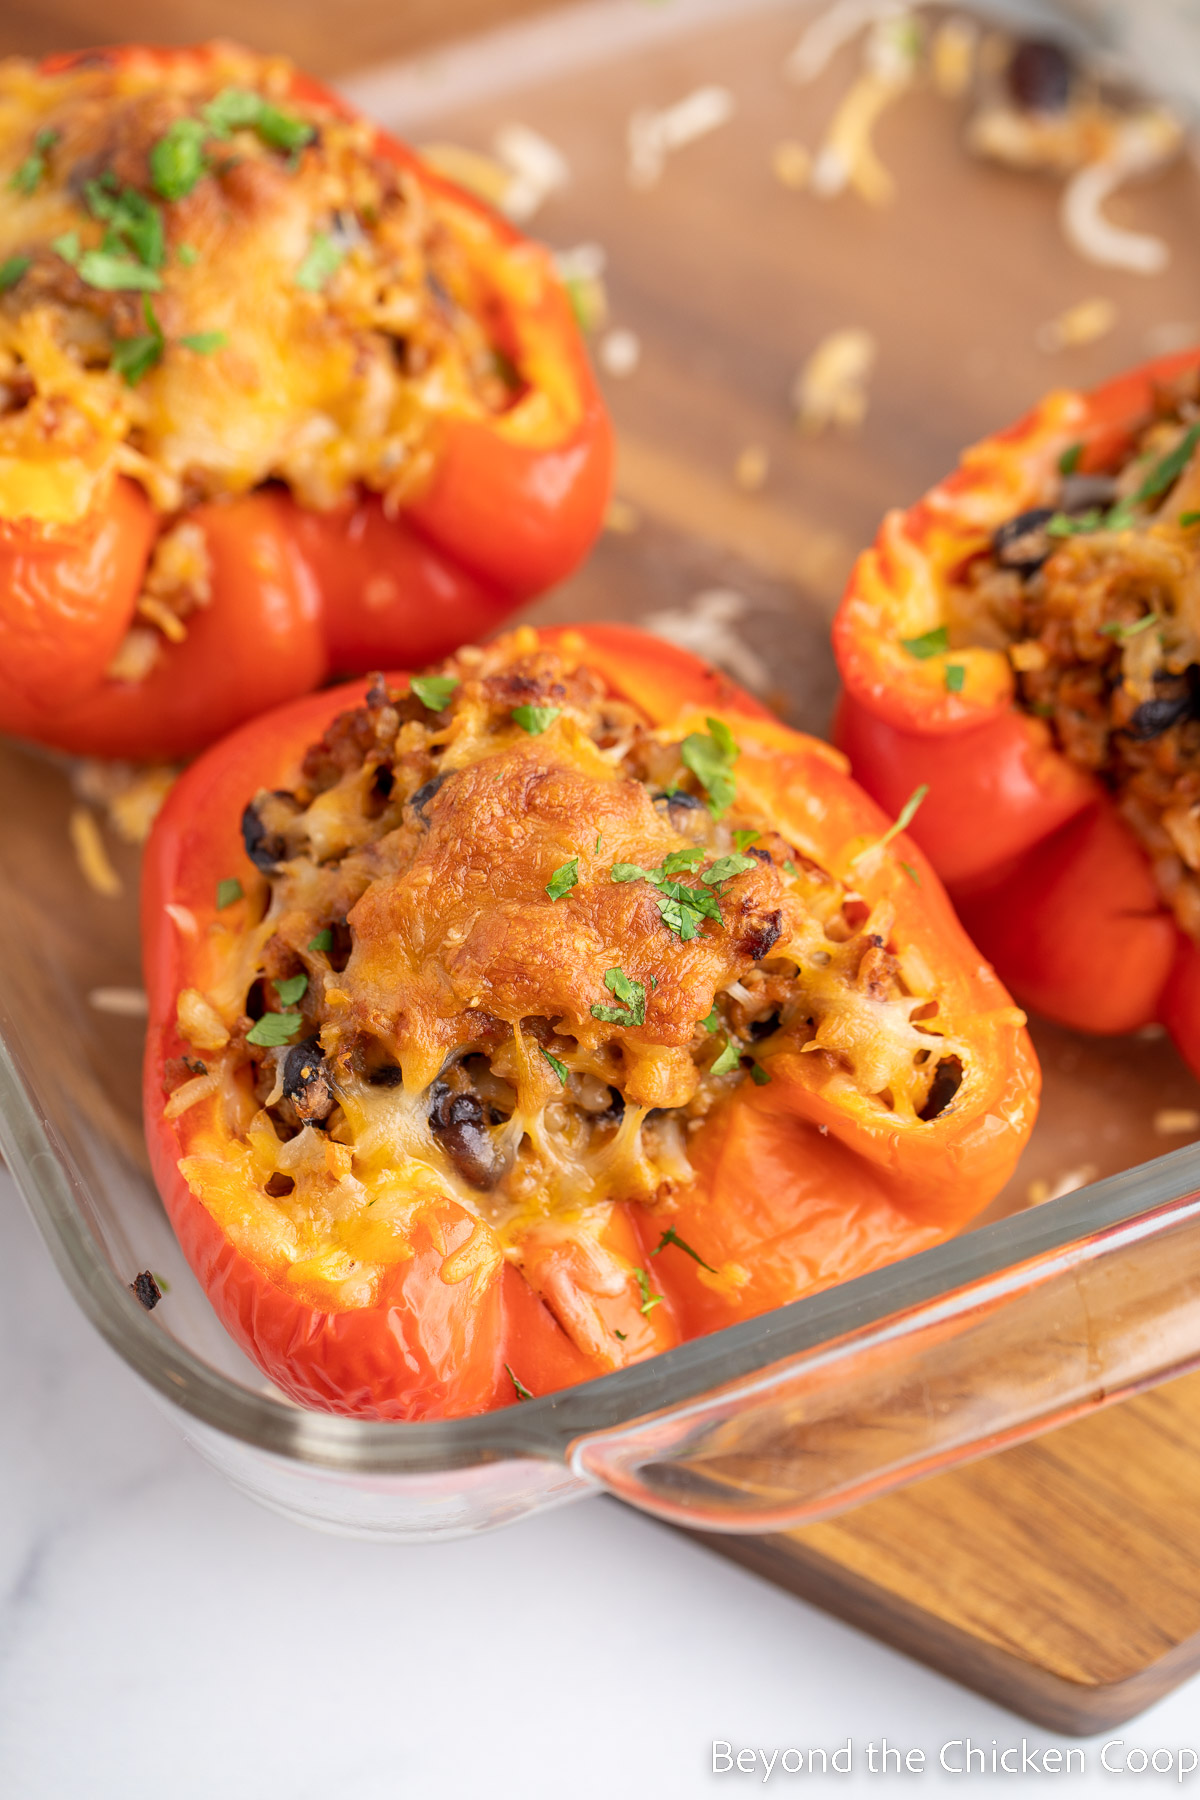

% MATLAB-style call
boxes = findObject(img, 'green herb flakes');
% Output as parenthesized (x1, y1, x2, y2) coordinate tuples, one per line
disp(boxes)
(701, 1005, 720, 1033)
(705, 852, 757, 884)
(110, 299, 164, 386)
(1058, 442, 1084, 475)
(1132, 423, 1200, 507)
(203, 87, 265, 135)
(273, 973, 308, 1007)
(680, 716, 738, 818)
(308, 928, 334, 954)
(10, 128, 57, 197)
(1182, 511, 1200, 529)
(246, 1012, 304, 1047)
(710, 1038, 741, 1076)
(0, 255, 30, 292)
(83, 179, 165, 270)
(215, 877, 243, 909)
(591, 966, 646, 1027)
(944, 663, 966, 694)
(749, 1062, 771, 1086)
(1046, 509, 1103, 538)
(900, 624, 949, 660)
(52, 231, 81, 265)
(901, 860, 921, 886)
(295, 230, 345, 292)
(878, 783, 929, 852)
(150, 118, 209, 201)
(634, 1268, 663, 1316)
(176, 243, 199, 266)
(539, 1047, 569, 1084)
(659, 846, 706, 875)
(651, 1224, 716, 1273)
(1098, 613, 1158, 640)
(545, 858, 579, 901)
(255, 103, 316, 154)
(511, 703, 562, 735)
(410, 673, 459, 712)
(504, 1362, 533, 1402)
(613, 1328, 627, 1342)
(733, 829, 760, 851)
(179, 331, 228, 355)
(783, 859, 799, 877)
(79, 251, 162, 294)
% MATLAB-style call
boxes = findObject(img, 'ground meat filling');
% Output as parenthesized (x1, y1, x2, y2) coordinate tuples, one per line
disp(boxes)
(183, 634, 962, 1250)
(948, 368, 1200, 938)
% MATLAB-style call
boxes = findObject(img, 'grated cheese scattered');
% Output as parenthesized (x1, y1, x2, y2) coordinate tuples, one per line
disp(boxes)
(793, 328, 877, 434)
(599, 327, 641, 379)
(553, 242, 608, 334)
(164, 1070, 221, 1121)
(164, 902, 199, 939)
(492, 122, 569, 221)
(931, 16, 977, 99)
(627, 85, 734, 189)
(1061, 111, 1182, 276)
(1035, 297, 1118, 354)
(1027, 1164, 1099, 1206)
(88, 986, 149, 1017)
(1154, 1108, 1200, 1135)
(68, 807, 122, 898)
(106, 627, 162, 685)
(784, 0, 909, 86)
(642, 589, 770, 695)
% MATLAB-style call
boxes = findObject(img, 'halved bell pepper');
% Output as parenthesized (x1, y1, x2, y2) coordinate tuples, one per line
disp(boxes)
(142, 624, 1038, 1419)
(833, 349, 1200, 1066)
(0, 44, 610, 759)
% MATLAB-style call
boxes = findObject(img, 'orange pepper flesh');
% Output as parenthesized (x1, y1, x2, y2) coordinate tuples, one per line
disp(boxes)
(142, 627, 1039, 1419)
(0, 45, 611, 761)
(832, 349, 1200, 1066)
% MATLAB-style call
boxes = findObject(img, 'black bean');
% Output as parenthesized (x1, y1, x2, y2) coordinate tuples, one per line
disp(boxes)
(738, 909, 783, 961)
(1124, 666, 1200, 741)
(1008, 39, 1073, 114)
(370, 762, 395, 801)
(282, 1036, 334, 1123)
(368, 1064, 404, 1087)
(993, 507, 1056, 577)
(130, 1271, 162, 1311)
(428, 1082, 504, 1189)
(919, 1055, 964, 1122)
(657, 789, 703, 819)
(241, 794, 295, 872)
(748, 1012, 781, 1041)
(410, 772, 448, 822)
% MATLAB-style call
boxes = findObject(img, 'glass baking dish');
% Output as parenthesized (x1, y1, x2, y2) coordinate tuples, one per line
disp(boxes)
(6, 0, 1200, 1542)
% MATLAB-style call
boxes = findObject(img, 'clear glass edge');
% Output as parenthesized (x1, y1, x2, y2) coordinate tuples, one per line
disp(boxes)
(7, 995, 1200, 1476)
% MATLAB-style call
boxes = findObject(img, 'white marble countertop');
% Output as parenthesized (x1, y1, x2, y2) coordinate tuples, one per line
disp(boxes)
(3, 1169, 1199, 1799)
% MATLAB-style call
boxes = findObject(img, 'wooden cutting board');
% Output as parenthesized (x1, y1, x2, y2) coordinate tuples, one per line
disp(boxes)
(689, 1366, 1200, 1733)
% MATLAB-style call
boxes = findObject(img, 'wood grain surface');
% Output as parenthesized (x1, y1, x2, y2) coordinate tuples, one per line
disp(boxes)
(0, 0, 555, 74)
(693, 1367, 1200, 1733)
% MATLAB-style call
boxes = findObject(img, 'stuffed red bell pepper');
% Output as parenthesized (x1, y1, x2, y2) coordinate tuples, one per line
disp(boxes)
(142, 623, 1038, 1420)
(833, 348, 1200, 1073)
(0, 43, 610, 759)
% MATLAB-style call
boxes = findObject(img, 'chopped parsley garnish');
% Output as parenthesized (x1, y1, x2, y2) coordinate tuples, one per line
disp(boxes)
(1058, 441, 1084, 475)
(150, 118, 209, 200)
(613, 1328, 627, 1341)
(901, 860, 921, 886)
(652, 1224, 717, 1273)
(701, 1004, 720, 1032)
(295, 230, 345, 292)
(545, 858, 579, 901)
(680, 716, 738, 818)
(1181, 510, 1200, 528)
(659, 846, 706, 874)
(634, 1268, 663, 1316)
(944, 663, 966, 694)
(900, 624, 949, 659)
(504, 1362, 534, 1402)
(308, 928, 334, 954)
(710, 1038, 741, 1076)
(611, 858, 722, 942)
(594, 832, 603, 853)
(1132, 423, 1200, 507)
(78, 250, 163, 294)
(273, 973, 309, 1006)
(256, 103, 316, 154)
(783, 859, 799, 877)
(749, 1062, 771, 1086)
(203, 87, 315, 154)
(410, 673, 459, 712)
(176, 243, 199, 266)
(1046, 508, 1102, 538)
(83, 179, 165, 271)
(733, 829, 760, 851)
(246, 1012, 303, 1047)
(511, 703, 562, 735)
(52, 231, 80, 265)
(539, 1046, 569, 1084)
(179, 331, 228, 355)
(705, 852, 757, 884)
(110, 299, 164, 386)
(878, 783, 928, 852)
(1098, 612, 1158, 639)
(0, 255, 30, 292)
(591, 966, 646, 1027)
(215, 877, 243, 909)
(10, 128, 57, 197)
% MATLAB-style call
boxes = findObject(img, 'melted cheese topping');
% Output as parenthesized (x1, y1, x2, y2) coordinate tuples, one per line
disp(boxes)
(168, 629, 969, 1329)
(0, 46, 566, 523)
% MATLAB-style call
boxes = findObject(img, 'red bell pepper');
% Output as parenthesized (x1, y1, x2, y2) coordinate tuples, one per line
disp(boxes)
(0, 44, 610, 760)
(833, 349, 1200, 1066)
(142, 624, 1038, 1419)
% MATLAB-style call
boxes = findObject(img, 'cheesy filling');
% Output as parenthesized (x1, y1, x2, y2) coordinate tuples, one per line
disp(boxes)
(167, 631, 967, 1316)
(0, 45, 557, 531)
(946, 368, 1200, 939)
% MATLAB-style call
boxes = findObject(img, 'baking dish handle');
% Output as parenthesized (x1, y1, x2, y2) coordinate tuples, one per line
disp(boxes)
(568, 1191, 1200, 1532)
